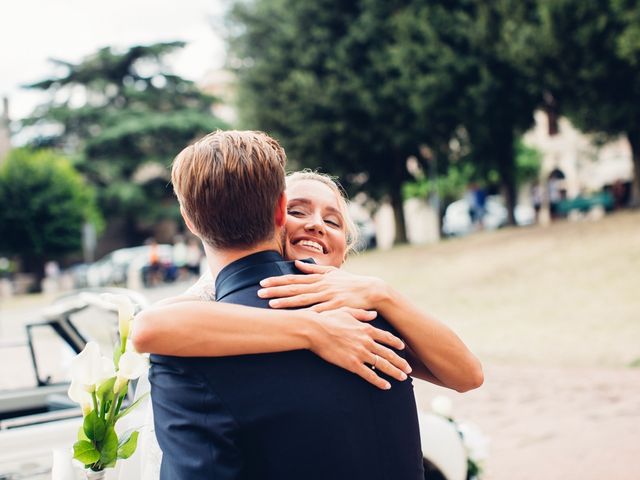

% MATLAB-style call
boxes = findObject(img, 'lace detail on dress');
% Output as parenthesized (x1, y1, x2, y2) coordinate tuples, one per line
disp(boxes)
(184, 271, 216, 300)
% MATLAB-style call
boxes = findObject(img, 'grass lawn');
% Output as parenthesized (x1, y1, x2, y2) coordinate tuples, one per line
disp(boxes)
(346, 210, 640, 369)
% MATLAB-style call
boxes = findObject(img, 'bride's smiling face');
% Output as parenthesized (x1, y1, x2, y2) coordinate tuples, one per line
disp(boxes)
(284, 179, 348, 268)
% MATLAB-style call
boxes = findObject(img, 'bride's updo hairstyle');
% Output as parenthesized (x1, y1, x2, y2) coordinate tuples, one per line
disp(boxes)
(285, 170, 360, 256)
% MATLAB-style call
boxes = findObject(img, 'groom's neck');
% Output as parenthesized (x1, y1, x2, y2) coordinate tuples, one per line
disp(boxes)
(204, 237, 284, 280)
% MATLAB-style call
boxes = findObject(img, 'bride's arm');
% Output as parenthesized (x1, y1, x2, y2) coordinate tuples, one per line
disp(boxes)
(258, 261, 484, 392)
(130, 298, 412, 390)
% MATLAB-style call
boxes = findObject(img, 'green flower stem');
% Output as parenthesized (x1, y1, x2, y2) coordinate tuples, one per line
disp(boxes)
(114, 391, 125, 416)
(107, 390, 126, 426)
(91, 390, 99, 416)
(100, 399, 108, 420)
(120, 335, 127, 355)
(106, 392, 119, 426)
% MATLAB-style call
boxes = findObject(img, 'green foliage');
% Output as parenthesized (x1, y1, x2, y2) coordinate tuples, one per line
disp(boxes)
(83, 410, 107, 443)
(23, 42, 227, 234)
(229, 0, 482, 242)
(0, 148, 102, 265)
(538, 0, 640, 202)
(515, 140, 542, 186)
(403, 163, 476, 208)
(73, 440, 100, 465)
(117, 430, 139, 460)
(97, 377, 117, 406)
(99, 427, 119, 466)
(229, 0, 546, 234)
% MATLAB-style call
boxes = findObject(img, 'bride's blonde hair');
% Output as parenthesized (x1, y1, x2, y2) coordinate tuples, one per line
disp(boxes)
(285, 170, 360, 256)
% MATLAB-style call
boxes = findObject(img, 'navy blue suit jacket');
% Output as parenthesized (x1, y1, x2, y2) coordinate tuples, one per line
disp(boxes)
(150, 250, 423, 479)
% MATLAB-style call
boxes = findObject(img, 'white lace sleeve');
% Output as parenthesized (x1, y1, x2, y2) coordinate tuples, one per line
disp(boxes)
(184, 271, 216, 300)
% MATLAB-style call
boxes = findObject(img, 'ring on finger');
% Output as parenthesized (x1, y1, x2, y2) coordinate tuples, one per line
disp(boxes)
(370, 354, 379, 370)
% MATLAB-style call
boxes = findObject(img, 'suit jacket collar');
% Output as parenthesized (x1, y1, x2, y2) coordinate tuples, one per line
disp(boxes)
(214, 250, 286, 301)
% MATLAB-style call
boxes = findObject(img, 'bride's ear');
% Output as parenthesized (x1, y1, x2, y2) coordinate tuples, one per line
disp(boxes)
(274, 192, 288, 227)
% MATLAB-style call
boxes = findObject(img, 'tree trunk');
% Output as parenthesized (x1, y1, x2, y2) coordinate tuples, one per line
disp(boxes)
(390, 187, 408, 245)
(496, 131, 517, 225)
(626, 131, 640, 207)
(390, 154, 408, 245)
(21, 254, 46, 292)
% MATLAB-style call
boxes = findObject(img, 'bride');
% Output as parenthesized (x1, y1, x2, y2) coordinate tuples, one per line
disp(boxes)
(120, 171, 483, 479)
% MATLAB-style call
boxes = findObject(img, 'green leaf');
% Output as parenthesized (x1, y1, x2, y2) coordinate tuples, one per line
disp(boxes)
(97, 376, 117, 405)
(99, 427, 119, 466)
(117, 430, 139, 459)
(83, 410, 106, 442)
(115, 392, 149, 422)
(73, 440, 100, 464)
(77, 425, 90, 442)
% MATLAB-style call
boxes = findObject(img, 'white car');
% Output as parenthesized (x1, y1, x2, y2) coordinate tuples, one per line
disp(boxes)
(86, 245, 172, 287)
(442, 195, 535, 236)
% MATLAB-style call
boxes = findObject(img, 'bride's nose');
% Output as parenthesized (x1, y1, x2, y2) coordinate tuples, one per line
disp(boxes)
(304, 212, 325, 235)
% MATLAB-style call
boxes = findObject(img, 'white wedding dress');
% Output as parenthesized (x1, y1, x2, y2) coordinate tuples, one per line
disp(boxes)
(117, 273, 216, 480)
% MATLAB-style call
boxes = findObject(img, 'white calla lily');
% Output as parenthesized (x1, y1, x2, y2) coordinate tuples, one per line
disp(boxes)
(67, 380, 92, 415)
(69, 341, 115, 392)
(431, 395, 453, 418)
(119, 351, 148, 379)
(114, 351, 149, 393)
(101, 293, 136, 340)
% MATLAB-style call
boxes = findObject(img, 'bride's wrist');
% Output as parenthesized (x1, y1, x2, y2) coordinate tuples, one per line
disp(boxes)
(368, 277, 392, 309)
(294, 310, 324, 351)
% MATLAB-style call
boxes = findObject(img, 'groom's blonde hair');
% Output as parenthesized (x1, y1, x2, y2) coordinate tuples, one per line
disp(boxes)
(171, 130, 287, 249)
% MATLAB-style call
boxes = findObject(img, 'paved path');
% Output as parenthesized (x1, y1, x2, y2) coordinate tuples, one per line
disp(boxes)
(414, 363, 640, 480)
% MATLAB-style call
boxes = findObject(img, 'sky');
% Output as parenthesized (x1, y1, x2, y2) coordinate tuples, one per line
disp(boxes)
(0, 0, 228, 121)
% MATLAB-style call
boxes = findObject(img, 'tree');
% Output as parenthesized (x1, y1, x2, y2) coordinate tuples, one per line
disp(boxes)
(538, 0, 640, 205)
(229, 0, 546, 238)
(23, 42, 226, 244)
(456, 0, 543, 224)
(229, 0, 474, 243)
(0, 148, 102, 283)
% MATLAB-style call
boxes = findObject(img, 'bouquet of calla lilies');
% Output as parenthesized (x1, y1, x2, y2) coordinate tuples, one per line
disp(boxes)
(67, 294, 149, 472)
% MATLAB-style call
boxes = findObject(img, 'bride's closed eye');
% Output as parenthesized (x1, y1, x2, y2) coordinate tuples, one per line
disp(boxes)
(324, 217, 342, 228)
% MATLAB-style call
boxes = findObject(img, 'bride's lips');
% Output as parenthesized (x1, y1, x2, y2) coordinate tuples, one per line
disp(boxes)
(290, 237, 327, 254)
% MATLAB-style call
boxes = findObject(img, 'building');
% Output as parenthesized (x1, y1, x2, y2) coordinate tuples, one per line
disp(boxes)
(523, 110, 633, 200)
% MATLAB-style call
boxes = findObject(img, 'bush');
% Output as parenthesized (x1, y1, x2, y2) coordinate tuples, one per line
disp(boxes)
(0, 148, 102, 274)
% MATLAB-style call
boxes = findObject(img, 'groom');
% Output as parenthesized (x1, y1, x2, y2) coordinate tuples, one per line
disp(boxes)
(149, 130, 424, 479)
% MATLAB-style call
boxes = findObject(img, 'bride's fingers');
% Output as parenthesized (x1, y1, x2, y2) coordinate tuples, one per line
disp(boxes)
(260, 273, 323, 288)
(354, 363, 391, 390)
(258, 282, 322, 300)
(339, 307, 377, 322)
(293, 260, 337, 274)
(268, 292, 325, 308)
(369, 327, 405, 351)
(371, 343, 412, 378)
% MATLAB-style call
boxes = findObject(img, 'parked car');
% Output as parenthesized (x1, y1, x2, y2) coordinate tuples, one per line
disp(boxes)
(442, 195, 535, 237)
(0, 288, 148, 479)
(86, 244, 173, 287)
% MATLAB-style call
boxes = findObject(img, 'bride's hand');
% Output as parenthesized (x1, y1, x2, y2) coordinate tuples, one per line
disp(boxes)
(258, 261, 387, 312)
(308, 307, 411, 390)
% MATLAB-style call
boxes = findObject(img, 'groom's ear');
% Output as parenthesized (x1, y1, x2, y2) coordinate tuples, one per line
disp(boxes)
(180, 205, 199, 237)
(274, 192, 287, 227)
